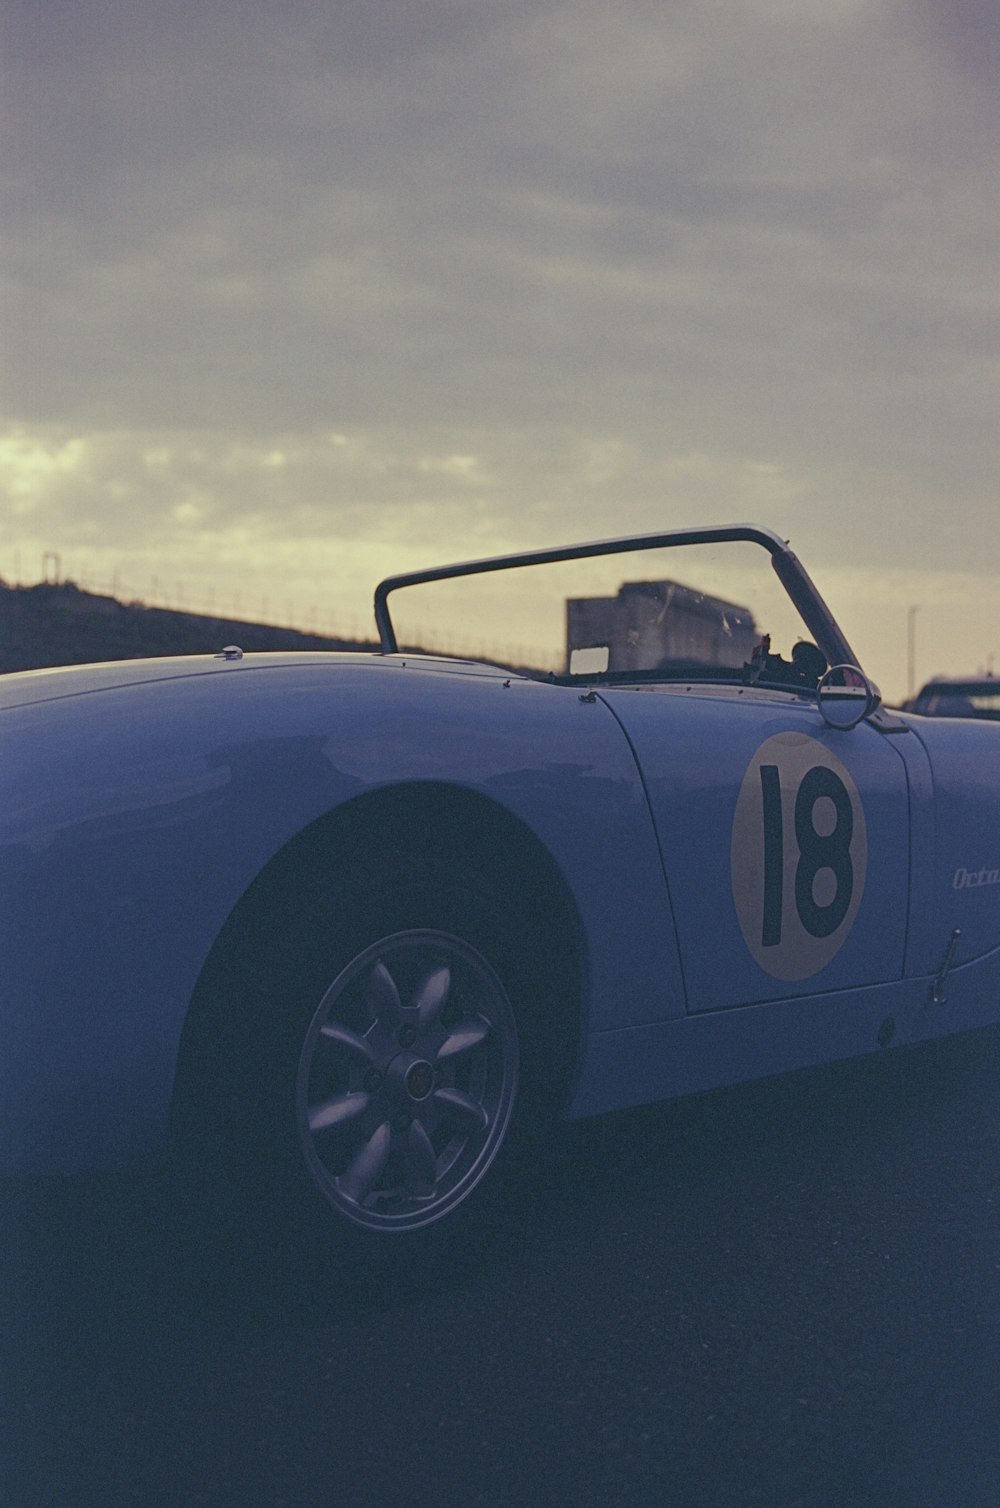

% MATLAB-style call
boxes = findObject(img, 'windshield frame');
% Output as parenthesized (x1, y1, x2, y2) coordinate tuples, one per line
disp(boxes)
(373, 523, 861, 678)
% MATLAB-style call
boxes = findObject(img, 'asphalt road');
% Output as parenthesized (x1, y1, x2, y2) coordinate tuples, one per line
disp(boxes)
(4, 1025, 1000, 1508)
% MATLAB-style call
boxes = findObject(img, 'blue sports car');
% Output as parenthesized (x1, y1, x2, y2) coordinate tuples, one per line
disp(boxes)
(3, 524, 999, 1255)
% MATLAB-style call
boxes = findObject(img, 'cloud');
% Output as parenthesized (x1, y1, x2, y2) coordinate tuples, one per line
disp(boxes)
(2, 0, 997, 695)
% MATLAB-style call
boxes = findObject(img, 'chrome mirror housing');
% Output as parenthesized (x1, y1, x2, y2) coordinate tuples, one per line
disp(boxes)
(817, 665, 880, 730)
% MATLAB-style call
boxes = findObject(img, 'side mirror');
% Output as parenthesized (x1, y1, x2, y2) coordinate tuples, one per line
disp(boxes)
(817, 665, 880, 730)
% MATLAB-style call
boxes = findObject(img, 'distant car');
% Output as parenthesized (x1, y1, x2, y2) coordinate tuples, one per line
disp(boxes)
(4, 524, 1000, 1258)
(906, 676, 1000, 721)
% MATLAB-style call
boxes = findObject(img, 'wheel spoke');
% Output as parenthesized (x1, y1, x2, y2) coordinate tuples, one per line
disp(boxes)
(308, 1091, 371, 1134)
(415, 965, 451, 1029)
(336, 1120, 391, 1205)
(364, 961, 401, 1025)
(319, 1022, 376, 1064)
(433, 1086, 489, 1131)
(437, 1017, 490, 1061)
(403, 1119, 438, 1192)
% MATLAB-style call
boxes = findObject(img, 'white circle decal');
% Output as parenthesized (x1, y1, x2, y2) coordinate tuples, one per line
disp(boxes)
(731, 732, 867, 981)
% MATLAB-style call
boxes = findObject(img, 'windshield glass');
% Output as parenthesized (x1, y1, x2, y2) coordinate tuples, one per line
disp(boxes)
(382, 538, 831, 688)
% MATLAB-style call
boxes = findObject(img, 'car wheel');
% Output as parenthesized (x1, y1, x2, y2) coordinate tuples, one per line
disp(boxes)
(292, 926, 519, 1236)
(171, 870, 571, 1274)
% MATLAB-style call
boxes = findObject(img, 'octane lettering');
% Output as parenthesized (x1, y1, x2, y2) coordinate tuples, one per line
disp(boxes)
(953, 867, 1000, 890)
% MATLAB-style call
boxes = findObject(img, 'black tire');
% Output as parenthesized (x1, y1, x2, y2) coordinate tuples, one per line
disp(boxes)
(169, 865, 575, 1278)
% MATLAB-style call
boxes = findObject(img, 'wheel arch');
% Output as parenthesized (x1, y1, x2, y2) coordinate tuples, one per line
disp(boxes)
(169, 779, 589, 1137)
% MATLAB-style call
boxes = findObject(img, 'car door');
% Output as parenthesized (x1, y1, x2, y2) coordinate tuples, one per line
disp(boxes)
(598, 683, 911, 1011)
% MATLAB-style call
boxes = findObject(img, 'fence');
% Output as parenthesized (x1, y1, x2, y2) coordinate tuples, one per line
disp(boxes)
(3, 553, 558, 671)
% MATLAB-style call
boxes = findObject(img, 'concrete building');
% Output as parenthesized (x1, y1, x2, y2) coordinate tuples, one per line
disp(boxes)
(566, 579, 758, 675)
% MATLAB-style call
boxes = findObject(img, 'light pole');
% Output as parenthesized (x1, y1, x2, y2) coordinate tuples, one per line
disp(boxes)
(907, 605, 920, 701)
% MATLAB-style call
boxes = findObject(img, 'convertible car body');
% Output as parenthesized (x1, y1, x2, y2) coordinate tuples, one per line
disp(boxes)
(3, 525, 1000, 1244)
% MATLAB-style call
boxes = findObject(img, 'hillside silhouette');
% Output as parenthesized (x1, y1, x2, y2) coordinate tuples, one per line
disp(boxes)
(0, 579, 377, 674)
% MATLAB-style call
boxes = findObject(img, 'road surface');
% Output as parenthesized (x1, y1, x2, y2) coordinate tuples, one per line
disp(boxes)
(4, 1026, 999, 1507)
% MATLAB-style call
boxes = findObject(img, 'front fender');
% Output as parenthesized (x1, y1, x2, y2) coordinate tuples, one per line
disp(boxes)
(905, 715, 1000, 969)
(0, 658, 681, 1171)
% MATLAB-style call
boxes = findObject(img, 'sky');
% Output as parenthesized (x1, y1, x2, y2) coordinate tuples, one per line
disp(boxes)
(2, 0, 998, 699)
